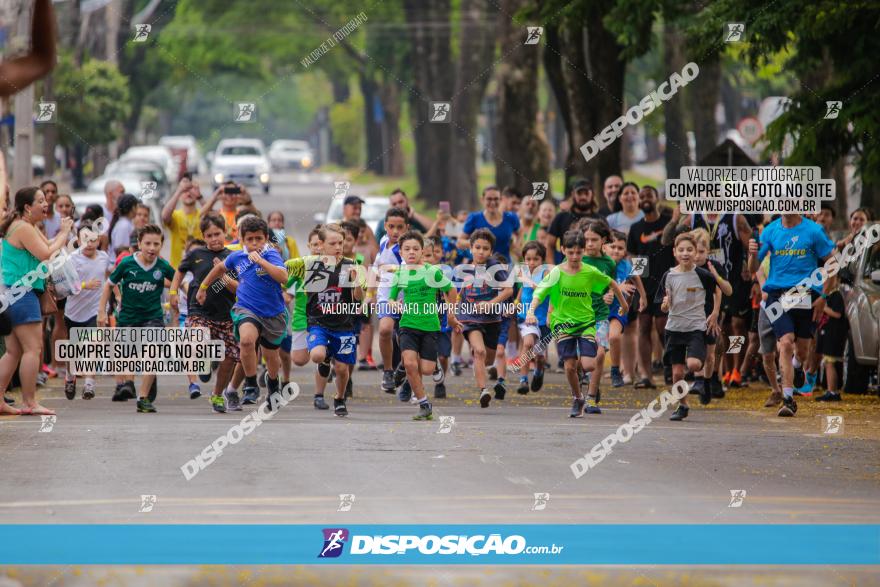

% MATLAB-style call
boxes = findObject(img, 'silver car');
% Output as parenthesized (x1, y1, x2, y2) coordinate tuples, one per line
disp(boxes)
(269, 140, 314, 171)
(840, 222, 880, 393)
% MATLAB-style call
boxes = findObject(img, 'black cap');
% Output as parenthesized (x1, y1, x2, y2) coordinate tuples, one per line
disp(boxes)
(343, 195, 365, 206)
(571, 179, 592, 192)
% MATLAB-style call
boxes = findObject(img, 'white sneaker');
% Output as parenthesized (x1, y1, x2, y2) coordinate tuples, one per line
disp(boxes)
(432, 367, 445, 384)
(83, 380, 96, 400)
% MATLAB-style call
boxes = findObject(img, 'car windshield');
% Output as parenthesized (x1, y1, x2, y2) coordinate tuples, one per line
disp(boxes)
(221, 146, 260, 156)
(327, 199, 387, 223)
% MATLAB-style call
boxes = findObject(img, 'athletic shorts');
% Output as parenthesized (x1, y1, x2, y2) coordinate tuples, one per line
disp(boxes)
(376, 300, 400, 320)
(611, 310, 629, 328)
(497, 316, 513, 347)
(556, 334, 597, 361)
(186, 314, 240, 362)
(704, 331, 717, 345)
(307, 325, 357, 364)
(64, 315, 97, 331)
(765, 290, 816, 340)
(231, 306, 289, 350)
(462, 321, 501, 350)
(290, 329, 308, 352)
(595, 320, 610, 350)
(757, 306, 777, 355)
(663, 330, 707, 365)
(399, 327, 439, 362)
(437, 330, 452, 358)
(722, 280, 753, 320)
(641, 287, 667, 317)
(280, 334, 292, 353)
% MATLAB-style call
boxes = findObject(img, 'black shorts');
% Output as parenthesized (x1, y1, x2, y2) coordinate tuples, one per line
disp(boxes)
(663, 330, 707, 365)
(399, 327, 439, 362)
(641, 287, 667, 317)
(437, 330, 452, 358)
(816, 328, 846, 358)
(704, 331, 717, 345)
(626, 291, 640, 322)
(749, 306, 760, 333)
(64, 315, 97, 330)
(462, 322, 502, 350)
(722, 280, 753, 321)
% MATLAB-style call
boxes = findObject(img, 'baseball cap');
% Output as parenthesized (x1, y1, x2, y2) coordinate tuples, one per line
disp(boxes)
(571, 179, 592, 192)
(343, 195, 365, 206)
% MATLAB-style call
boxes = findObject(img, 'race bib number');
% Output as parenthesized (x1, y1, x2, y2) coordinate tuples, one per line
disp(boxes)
(708, 248, 725, 264)
(781, 293, 811, 310)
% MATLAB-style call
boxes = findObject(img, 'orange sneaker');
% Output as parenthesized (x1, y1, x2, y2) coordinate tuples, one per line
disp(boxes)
(729, 368, 742, 388)
(722, 371, 732, 386)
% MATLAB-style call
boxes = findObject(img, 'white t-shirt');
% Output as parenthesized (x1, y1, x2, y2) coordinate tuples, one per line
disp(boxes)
(65, 250, 113, 323)
(43, 213, 62, 239)
(606, 210, 645, 235)
(372, 236, 402, 303)
(110, 216, 134, 253)
(179, 273, 192, 316)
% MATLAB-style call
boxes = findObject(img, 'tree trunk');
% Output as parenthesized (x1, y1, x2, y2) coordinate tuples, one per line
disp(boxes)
(558, 22, 593, 184)
(380, 81, 404, 176)
(830, 156, 848, 229)
(41, 74, 57, 176)
(360, 75, 384, 175)
(689, 53, 720, 163)
(493, 0, 551, 197)
(404, 0, 453, 202)
(663, 23, 689, 179)
(584, 10, 625, 189)
(543, 25, 573, 186)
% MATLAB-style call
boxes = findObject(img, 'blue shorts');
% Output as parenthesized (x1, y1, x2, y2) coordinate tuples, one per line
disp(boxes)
(556, 335, 598, 361)
(610, 310, 629, 328)
(497, 316, 513, 347)
(766, 290, 816, 340)
(280, 334, 292, 353)
(437, 330, 452, 358)
(307, 326, 357, 364)
(5, 290, 42, 326)
(376, 300, 400, 320)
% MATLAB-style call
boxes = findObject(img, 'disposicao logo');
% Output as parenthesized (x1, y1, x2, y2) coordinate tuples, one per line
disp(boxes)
(318, 528, 349, 558)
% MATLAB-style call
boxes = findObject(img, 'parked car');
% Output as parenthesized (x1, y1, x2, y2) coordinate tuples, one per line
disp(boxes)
(268, 139, 314, 171)
(211, 138, 271, 194)
(121, 145, 181, 184)
(159, 135, 200, 174)
(839, 222, 880, 394)
(314, 195, 387, 227)
(104, 158, 170, 201)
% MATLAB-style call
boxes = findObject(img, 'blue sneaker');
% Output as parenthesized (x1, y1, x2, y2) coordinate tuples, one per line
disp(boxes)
(189, 383, 201, 400)
(585, 396, 601, 414)
(795, 371, 816, 397)
(242, 386, 259, 405)
(398, 380, 412, 403)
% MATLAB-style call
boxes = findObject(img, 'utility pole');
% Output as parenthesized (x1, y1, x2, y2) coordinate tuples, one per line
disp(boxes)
(12, 0, 34, 192)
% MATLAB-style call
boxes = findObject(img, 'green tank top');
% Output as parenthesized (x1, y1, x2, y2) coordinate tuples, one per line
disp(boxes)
(528, 223, 542, 242)
(2, 234, 45, 292)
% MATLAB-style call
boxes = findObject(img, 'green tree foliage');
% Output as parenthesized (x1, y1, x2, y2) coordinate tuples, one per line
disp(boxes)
(54, 55, 130, 148)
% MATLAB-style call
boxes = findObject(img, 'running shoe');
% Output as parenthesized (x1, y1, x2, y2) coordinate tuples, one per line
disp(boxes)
(764, 390, 783, 408)
(64, 378, 76, 400)
(487, 366, 498, 381)
(569, 397, 586, 418)
(82, 381, 95, 400)
(517, 379, 530, 395)
(711, 378, 725, 399)
(580, 372, 590, 388)
(211, 394, 226, 413)
(669, 405, 689, 421)
(366, 354, 378, 369)
(242, 386, 259, 405)
(795, 371, 817, 397)
(3, 395, 13, 405)
(345, 378, 353, 399)
(36, 372, 48, 387)
(777, 396, 797, 417)
(381, 370, 395, 393)
(334, 398, 348, 417)
(722, 371, 732, 386)
(815, 390, 841, 402)
(451, 360, 463, 377)
(585, 396, 601, 414)
(432, 367, 445, 384)
(111, 383, 128, 402)
(398, 380, 412, 403)
(318, 360, 332, 379)
(41, 364, 57, 378)
(189, 383, 201, 400)
(530, 370, 544, 392)
(610, 366, 625, 388)
(413, 402, 433, 421)
(137, 398, 157, 413)
(792, 364, 805, 389)
(147, 379, 157, 402)
(634, 378, 656, 389)
(479, 389, 492, 408)
(434, 382, 447, 399)
(357, 359, 372, 371)
(691, 379, 711, 406)
(493, 380, 507, 400)
(393, 365, 407, 388)
(314, 395, 329, 410)
(729, 368, 742, 388)
(225, 389, 242, 411)
(198, 366, 212, 384)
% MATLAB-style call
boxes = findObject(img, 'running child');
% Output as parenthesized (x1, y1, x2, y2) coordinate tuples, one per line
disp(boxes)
(171, 213, 240, 413)
(176, 237, 204, 400)
(63, 222, 113, 400)
(456, 228, 514, 408)
(291, 226, 327, 409)
(526, 230, 628, 418)
(691, 227, 732, 401)
(605, 229, 647, 388)
(285, 223, 364, 417)
(98, 224, 176, 413)
(423, 236, 453, 398)
(388, 231, 462, 420)
(814, 273, 847, 402)
(372, 208, 408, 393)
(656, 232, 721, 421)
(197, 216, 289, 408)
(515, 241, 550, 394)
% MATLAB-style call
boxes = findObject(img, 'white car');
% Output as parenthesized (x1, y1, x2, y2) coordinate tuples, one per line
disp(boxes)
(72, 174, 162, 222)
(315, 196, 387, 227)
(269, 139, 314, 171)
(121, 145, 180, 185)
(211, 138, 271, 194)
(159, 135, 200, 174)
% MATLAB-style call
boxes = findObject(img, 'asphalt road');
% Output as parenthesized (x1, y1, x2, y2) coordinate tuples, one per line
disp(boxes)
(1, 172, 878, 585)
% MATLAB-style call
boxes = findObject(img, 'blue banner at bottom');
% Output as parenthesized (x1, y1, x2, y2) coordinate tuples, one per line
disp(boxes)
(1, 525, 877, 565)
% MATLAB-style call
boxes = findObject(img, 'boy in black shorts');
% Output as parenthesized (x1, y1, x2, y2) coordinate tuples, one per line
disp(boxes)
(657, 233, 721, 421)
(455, 229, 514, 408)
(389, 231, 461, 419)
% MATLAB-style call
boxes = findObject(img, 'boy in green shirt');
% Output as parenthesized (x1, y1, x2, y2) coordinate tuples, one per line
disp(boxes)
(527, 229, 629, 418)
(99, 225, 176, 413)
(389, 231, 462, 420)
